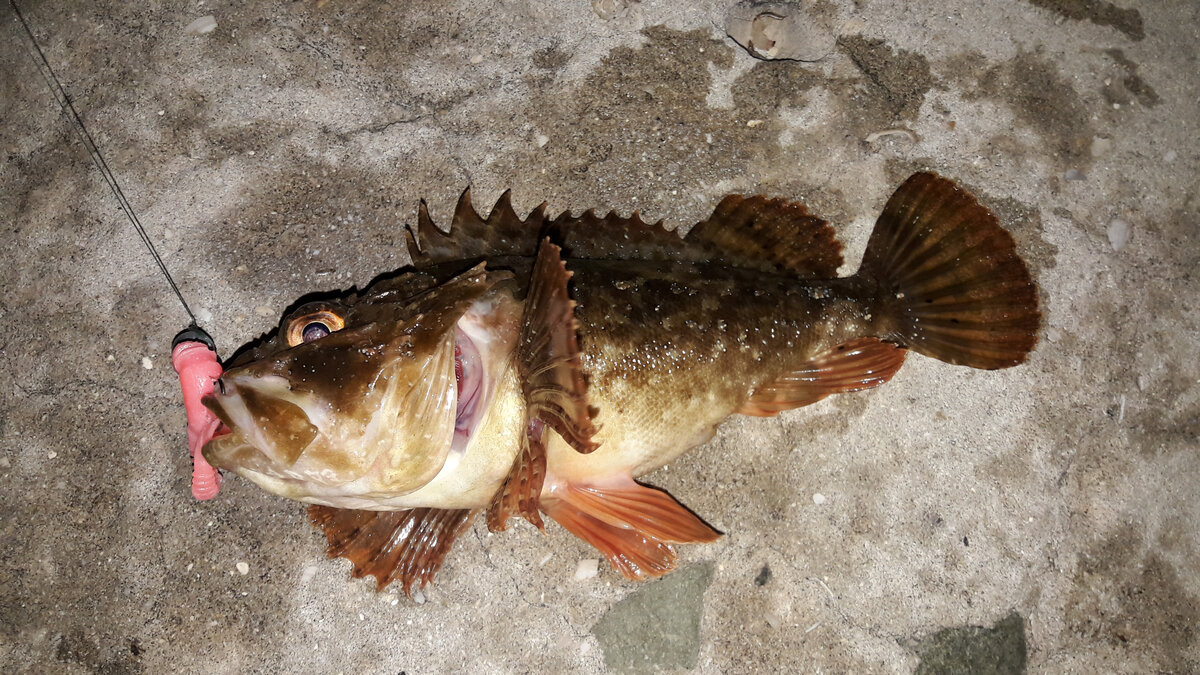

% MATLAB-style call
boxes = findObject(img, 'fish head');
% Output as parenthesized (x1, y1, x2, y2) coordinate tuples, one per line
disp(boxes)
(202, 266, 513, 506)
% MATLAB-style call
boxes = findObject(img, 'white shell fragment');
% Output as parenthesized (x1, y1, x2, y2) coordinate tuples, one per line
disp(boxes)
(236, 561, 250, 575)
(1107, 219, 1131, 251)
(574, 558, 600, 580)
(184, 16, 217, 35)
(592, 0, 637, 21)
(725, 1, 836, 62)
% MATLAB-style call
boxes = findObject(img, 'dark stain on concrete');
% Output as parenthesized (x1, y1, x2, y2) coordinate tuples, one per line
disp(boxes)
(838, 35, 933, 123)
(592, 562, 715, 673)
(969, 50, 1093, 167)
(1022, 0, 1145, 41)
(55, 630, 139, 674)
(911, 613, 1027, 675)
(1102, 49, 1160, 108)
(1067, 525, 1199, 672)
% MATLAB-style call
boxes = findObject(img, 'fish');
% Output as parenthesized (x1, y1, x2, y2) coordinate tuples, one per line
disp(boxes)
(201, 172, 1040, 594)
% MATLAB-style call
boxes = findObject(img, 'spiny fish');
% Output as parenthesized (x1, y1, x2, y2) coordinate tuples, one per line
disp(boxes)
(202, 172, 1040, 593)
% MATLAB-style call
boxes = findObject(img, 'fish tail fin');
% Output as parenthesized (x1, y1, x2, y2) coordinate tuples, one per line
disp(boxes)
(857, 173, 1040, 369)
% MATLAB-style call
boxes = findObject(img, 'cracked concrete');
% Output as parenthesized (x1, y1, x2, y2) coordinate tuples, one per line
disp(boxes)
(1, 0, 1197, 672)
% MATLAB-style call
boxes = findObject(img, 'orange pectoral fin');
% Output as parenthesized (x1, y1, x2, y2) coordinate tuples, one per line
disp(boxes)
(737, 337, 908, 417)
(542, 477, 720, 581)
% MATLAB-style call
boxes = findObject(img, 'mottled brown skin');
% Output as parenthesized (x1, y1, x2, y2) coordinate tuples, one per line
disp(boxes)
(547, 260, 878, 482)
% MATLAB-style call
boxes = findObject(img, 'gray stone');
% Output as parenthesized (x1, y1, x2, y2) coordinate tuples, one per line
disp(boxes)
(592, 563, 715, 673)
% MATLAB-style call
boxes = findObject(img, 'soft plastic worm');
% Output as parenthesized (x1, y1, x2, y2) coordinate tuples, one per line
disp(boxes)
(171, 337, 224, 500)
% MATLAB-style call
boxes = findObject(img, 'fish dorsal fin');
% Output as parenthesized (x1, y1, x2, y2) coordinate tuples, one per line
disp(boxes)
(406, 189, 548, 265)
(541, 476, 721, 580)
(687, 195, 843, 278)
(737, 337, 907, 416)
(549, 209, 683, 261)
(307, 505, 477, 595)
(406, 190, 843, 278)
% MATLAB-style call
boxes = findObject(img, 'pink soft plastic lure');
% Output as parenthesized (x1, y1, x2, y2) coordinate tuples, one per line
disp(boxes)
(171, 335, 224, 500)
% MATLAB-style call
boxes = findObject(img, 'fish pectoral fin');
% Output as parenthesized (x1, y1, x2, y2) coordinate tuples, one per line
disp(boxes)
(541, 477, 720, 581)
(487, 418, 548, 532)
(518, 237, 599, 454)
(737, 337, 908, 417)
(307, 505, 477, 595)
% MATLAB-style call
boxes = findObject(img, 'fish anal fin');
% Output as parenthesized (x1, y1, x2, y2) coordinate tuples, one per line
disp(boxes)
(688, 194, 844, 278)
(487, 418, 548, 532)
(738, 337, 907, 417)
(542, 477, 720, 581)
(519, 238, 598, 454)
(308, 505, 477, 595)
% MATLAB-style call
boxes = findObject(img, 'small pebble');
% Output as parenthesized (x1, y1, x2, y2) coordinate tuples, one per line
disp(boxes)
(105, 354, 115, 362)
(47, 451, 57, 459)
(575, 559, 600, 580)
(1163, 150, 1177, 164)
(0, 457, 10, 469)
(300, 566, 317, 583)
(183, 15, 217, 35)
(469, 54, 484, 65)
(746, 119, 765, 128)
(236, 561, 249, 575)
(1107, 219, 1131, 251)
(535, 134, 549, 148)
(141, 357, 153, 370)
(411, 589, 426, 604)
(196, 308, 213, 324)
(812, 493, 826, 505)
(538, 552, 554, 567)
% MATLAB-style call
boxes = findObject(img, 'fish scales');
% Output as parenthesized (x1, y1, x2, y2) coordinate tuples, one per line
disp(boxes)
(565, 261, 876, 479)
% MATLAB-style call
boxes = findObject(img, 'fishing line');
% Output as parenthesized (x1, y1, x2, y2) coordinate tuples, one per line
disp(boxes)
(9, 0, 199, 326)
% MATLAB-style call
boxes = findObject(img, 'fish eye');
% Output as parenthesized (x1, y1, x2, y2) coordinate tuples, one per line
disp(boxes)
(286, 309, 345, 347)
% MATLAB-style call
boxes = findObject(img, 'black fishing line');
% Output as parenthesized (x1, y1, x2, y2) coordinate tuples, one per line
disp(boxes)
(9, 0, 199, 326)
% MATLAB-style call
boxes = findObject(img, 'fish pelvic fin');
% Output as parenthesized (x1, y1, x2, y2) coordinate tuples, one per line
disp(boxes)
(738, 337, 907, 416)
(307, 505, 477, 595)
(857, 172, 1040, 369)
(541, 477, 720, 581)
(487, 418, 548, 532)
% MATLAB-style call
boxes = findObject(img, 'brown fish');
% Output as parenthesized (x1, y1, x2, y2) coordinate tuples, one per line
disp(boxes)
(202, 172, 1039, 593)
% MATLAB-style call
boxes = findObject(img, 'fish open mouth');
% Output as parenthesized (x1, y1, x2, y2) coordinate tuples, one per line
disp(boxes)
(452, 326, 484, 455)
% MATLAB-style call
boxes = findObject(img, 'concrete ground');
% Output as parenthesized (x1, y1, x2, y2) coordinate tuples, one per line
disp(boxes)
(1, 0, 1196, 672)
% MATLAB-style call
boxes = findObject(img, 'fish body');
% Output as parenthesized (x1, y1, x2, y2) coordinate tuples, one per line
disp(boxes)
(203, 173, 1039, 590)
